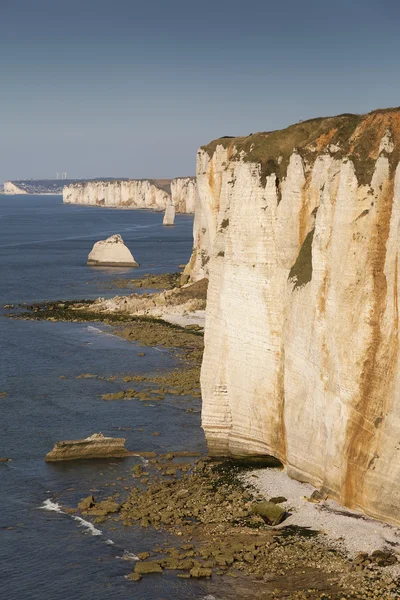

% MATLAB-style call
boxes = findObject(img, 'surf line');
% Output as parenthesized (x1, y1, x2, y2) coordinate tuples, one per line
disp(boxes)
(39, 499, 137, 556)
(40, 498, 102, 536)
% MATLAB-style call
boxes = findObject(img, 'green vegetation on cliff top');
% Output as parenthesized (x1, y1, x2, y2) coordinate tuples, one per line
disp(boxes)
(202, 107, 400, 185)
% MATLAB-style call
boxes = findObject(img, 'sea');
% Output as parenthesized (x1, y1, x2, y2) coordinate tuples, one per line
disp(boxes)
(0, 195, 215, 600)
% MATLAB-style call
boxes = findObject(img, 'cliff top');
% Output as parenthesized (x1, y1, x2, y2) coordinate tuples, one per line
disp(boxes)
(202, 107, 400, 185)
(63, 177, 195, 194)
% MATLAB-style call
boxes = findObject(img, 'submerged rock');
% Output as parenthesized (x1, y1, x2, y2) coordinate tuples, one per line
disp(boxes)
(45, 433, 130, 461)
(87, 234, 138, 267)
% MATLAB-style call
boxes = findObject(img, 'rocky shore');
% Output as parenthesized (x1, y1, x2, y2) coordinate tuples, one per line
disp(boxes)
(7, 274, 400, 598)
(71, 456, 400, 599)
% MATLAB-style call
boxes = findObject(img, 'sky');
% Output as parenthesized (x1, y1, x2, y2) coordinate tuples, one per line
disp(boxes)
(1, 0, 400, 182)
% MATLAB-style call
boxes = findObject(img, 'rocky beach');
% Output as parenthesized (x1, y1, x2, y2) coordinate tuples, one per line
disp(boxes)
(7, 259, 400, 598)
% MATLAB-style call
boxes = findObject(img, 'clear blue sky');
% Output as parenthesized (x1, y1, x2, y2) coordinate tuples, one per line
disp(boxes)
(1, 0, 399, 182)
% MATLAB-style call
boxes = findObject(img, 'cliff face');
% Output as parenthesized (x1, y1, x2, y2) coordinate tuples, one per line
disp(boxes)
(63, 177, 197, 214)
(193, 109, 400, 525)
(171, 177, 197, 213)
(63, 179, 170, 211)
(4, 182, 27, 194)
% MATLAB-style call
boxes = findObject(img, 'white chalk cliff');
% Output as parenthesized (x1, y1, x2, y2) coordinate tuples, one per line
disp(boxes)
(4, 181, 27, 194)
(171, 177, 197, 213)
(188, 109, 400, 525)
(63, 177, 197, 215)
(87, 234, 138, 267)
(64, 179, 170, 211)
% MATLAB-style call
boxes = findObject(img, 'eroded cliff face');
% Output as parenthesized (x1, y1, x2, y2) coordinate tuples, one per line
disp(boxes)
(63, 179, 170, 211)
(171, 177, 197, 213)
(63, 177, 197, 214)
(193, 109, 400, 525)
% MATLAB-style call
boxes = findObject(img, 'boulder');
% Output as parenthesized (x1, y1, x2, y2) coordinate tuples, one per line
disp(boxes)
(78, 495, 96, 511)
(87, 234, 138, 267)
(134, 561, 163, 575)
(45, 433, 130, 461)
(251, 501, 286, 526)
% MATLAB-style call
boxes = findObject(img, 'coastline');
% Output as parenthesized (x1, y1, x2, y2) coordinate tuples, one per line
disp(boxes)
(6, 275, 400, 599)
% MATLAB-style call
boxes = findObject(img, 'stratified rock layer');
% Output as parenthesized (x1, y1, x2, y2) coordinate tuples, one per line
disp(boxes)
(190, 109, 400, 525)
(45, 433, 129, 461)
(87, 234, 138, 267)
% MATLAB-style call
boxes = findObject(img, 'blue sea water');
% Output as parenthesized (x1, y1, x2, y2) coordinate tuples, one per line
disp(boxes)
(0, 195, 214, 600)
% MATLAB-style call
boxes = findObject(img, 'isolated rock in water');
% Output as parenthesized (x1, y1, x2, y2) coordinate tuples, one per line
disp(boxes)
(87, 234, 138, 267)
(0, 457, 11, 463)
(251, 501, 286, 526)
(45, 433, 130, 461)
(163, 198, 175, 226)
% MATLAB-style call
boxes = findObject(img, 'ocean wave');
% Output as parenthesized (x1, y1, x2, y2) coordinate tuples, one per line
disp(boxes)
(41, 499, 64, 513)
(72, 515, 102, 536)
(133, 455, 149, 465)
(40, 498, 102, 537)
(116, 550, 139, 561)
(85, 325, 114, 338)
(86, 325, 104, 335)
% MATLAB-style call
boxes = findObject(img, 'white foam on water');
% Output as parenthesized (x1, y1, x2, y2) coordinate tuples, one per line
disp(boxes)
(133, 455, 149, 465)
(40, 498, 102, 537)
(72, 515, 102, 536)
(117, 550, 139, 561)
(105, 539, 115, 545)
(41, 499, 64, 513)
(86, 325, 105, 335)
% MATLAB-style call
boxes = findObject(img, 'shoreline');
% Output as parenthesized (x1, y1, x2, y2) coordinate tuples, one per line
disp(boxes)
(6, 276, 400, 598)
(67, 455, 400, 599)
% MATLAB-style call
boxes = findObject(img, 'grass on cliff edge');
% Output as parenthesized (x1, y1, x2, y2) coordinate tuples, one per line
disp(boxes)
(201, 107, 400, 186)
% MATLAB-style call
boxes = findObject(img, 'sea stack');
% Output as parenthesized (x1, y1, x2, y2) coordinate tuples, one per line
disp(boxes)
(45, 433, 130, 461)
(87, 234, 138, 267)
(163, 198, 175, 225)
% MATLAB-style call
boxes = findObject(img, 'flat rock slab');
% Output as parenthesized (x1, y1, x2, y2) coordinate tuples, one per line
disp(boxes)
(45, 433, 130, 462)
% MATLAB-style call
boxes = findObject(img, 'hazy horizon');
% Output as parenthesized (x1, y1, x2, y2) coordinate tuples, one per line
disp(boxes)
(1, 0, 400, 183)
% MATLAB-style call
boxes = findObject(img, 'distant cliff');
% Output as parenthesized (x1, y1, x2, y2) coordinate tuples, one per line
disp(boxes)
(171, 177, 197, 213)
(3, 179, 95, 195)
(188, 108, 400, 525)
(63, 178, 196, 214)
